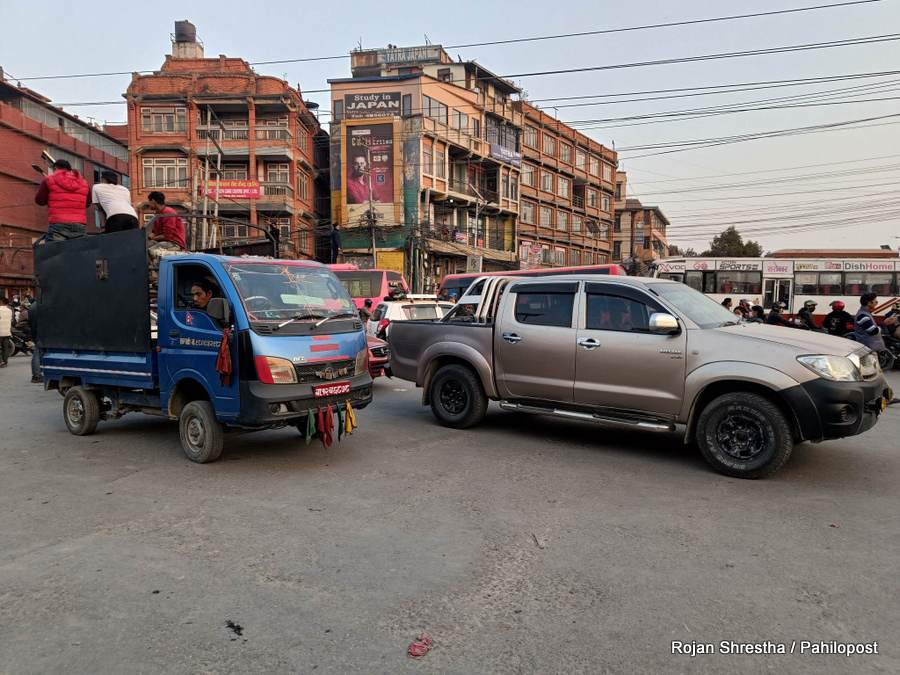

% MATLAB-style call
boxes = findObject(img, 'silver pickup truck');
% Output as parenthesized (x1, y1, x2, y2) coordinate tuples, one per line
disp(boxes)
(389, 275, 892, 478)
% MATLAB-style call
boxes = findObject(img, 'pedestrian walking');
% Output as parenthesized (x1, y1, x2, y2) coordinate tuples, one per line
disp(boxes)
(92, 171, 138, 232)
(0, 296, 13, 368)
(34, 159, 90, 241)
(359, 298, 373, 323)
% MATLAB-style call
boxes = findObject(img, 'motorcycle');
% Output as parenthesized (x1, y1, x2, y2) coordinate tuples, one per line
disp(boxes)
(10, 331, 33, 357)
(841, 332, 896, 371)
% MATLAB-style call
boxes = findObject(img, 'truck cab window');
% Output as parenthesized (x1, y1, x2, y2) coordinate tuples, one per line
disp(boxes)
(174, 264, 220, 309)
(514, 291, 575, 327)
(587, 294, 656, 332)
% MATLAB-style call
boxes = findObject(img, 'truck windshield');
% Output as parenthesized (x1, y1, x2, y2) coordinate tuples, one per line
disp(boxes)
(225, 263, 355, 322)
(648, 282, 739, 329)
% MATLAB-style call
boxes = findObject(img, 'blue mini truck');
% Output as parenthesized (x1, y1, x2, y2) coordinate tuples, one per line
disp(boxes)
(35, 230, 372, 462)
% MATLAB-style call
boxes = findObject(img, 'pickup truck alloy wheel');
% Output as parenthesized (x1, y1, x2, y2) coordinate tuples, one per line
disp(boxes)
(429, 364, 488, 429)
(63, 386, 100, 436)
(179, 400, 224, 463)
(696, 392, 793, 479)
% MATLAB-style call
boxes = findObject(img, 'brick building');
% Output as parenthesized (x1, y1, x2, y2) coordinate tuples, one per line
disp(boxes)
(613, 171, 670, 273)
(0, 74, 128, 295)
(329, 44, 522, 290)
(124, 22, 327, 258)
(514, 101, 614, 268)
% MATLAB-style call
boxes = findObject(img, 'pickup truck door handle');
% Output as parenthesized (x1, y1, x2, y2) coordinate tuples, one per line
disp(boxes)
(502, 332, 523, 344)
(169, 330, 179, 338)
(577, 337, 601, 350)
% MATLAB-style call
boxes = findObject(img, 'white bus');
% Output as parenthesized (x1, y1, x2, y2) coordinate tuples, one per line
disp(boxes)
(650, 257, 900, 317)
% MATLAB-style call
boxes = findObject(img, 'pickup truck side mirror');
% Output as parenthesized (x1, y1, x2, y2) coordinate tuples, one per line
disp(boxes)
(649, 312, 680, 335)
(206, 297, 231, 326)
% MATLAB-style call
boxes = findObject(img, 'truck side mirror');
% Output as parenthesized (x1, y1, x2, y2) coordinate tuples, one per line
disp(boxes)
(206, 297, 231, 326)
(649, 312, 680, 335)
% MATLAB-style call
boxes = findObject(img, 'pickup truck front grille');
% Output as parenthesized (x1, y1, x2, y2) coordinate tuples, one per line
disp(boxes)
(294, 358, 355, 384)
(370, 346, 390, 358)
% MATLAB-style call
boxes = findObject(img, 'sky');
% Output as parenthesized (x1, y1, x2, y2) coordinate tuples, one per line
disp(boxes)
(1, 0, 898, 254)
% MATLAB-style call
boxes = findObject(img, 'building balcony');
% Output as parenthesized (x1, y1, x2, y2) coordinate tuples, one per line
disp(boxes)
(423, 116, 481, 153)
(196, 125, 250, 141)
(255, 126, 292, 141)
(572, 194, 584, 209)
(260, 181, 294, 199)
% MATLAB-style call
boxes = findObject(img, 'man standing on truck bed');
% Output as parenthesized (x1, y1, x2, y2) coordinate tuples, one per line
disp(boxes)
(92, 171, 138, 233)
(33, 160, 89, 241)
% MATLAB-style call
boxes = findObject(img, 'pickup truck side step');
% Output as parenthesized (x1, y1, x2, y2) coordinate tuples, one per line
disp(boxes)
(498, 401, 675, 432)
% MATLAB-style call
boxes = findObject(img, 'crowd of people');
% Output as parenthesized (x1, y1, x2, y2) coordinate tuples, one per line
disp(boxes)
(719, 294, 900, 357)
(0, 160, 189, 383)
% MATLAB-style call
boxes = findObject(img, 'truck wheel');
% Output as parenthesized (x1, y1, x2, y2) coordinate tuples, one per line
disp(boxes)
(695, 392, 793, 479)
(179, 400, 224, 463)
(429, 364, 488, 429)
(63, 386, 100, 436)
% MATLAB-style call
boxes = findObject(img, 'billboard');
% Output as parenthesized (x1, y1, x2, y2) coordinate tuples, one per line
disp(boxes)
(206, 180, 260, 199)
(345, 122, 395, 225)
(345, 92, 401, 119)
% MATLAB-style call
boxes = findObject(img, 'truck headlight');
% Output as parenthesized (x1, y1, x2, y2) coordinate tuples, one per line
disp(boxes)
(255, 356, 298, 384)
(355, 348, 368, 376)
(797, 355, 861, 382)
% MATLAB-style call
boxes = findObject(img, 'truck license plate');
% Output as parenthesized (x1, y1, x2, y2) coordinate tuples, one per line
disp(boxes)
(313, 381, 351, 398)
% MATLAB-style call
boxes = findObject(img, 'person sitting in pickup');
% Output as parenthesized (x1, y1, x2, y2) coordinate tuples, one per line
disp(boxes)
(147, 192, 186, 266)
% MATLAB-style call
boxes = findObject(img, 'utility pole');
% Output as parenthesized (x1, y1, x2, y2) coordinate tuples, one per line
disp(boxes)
(365, 146, 378, 268)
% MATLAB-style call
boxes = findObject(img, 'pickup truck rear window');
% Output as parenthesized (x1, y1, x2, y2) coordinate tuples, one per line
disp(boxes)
(514, 292, 575, 327)
(402, 305, 440, 320)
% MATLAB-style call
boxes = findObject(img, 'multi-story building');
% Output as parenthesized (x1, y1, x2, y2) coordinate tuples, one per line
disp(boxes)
(613, 171, 670, 273)
(515, 102, 615, 268)
(0, 73, 128, 295)
(329, 44, 522, 290)
(125, 22, 326, 258)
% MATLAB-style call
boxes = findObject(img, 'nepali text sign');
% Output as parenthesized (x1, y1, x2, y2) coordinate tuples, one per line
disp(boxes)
(490, 143, 522, 167)
(207, 180, 260, 199)
(344, 92, 401, 119)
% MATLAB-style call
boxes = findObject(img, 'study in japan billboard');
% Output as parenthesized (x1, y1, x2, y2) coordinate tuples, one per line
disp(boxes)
(344, 92, 401, 119)
(345, 122, 395, 225)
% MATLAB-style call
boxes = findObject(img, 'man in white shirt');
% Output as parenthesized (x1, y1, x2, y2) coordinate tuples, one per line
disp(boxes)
(0, 296, 13, 368)
(91, 171, 138, 232)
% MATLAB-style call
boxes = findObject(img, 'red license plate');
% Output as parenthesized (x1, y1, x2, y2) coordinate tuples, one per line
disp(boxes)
(313, 381, 351, 398)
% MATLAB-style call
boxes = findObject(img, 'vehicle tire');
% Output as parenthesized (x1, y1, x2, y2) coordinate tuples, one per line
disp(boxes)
(429, 364, 488, 429)
(695, 392, 793, 479)
(63, 386, 101, 436)
(179, 400, 224, 463)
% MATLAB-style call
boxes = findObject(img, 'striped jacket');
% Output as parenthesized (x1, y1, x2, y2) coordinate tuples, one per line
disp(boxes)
(853, 307, 885, 352)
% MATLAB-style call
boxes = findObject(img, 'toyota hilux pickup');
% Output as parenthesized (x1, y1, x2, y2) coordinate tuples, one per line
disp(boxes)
(388, 275, 891, 478)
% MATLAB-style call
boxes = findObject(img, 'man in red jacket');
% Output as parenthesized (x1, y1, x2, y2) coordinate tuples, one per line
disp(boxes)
(34, 160, 90, 241)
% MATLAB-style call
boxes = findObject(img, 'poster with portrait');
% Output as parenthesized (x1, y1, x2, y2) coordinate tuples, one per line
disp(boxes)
(345, 123, 395, 225)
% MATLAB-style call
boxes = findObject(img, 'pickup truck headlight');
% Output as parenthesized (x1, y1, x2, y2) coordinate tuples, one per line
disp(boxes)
(355, 348, 368, 376)
(797, 355, 861, 382)
(255, 356, 298, 384)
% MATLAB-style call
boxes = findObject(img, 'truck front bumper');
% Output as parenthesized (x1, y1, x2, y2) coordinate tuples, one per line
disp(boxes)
(781, 375, 892, 442)
(235, 373, 373, 427)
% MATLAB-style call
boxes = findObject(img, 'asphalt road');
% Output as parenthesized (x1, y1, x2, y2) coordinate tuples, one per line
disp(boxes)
(0, 355, 898, 674)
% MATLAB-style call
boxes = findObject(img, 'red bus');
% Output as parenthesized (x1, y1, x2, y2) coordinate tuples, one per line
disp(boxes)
(438, 264, 628, 301)
(327, 264, 410, 309)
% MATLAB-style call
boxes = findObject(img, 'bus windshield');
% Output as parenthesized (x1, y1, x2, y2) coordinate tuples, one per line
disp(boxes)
(334, 271, 383, 298)
(225, 263, 355, 321)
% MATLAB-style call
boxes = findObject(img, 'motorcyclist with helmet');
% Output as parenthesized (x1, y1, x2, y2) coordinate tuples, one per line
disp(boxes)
(765, 302, 795, 327)
(797, 299, 823, 331)
(822, 300, 854, 336)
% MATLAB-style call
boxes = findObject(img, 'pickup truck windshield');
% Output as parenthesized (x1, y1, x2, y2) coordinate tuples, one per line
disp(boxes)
(225, 263, 355, 322)
(649, 282, 739, 329)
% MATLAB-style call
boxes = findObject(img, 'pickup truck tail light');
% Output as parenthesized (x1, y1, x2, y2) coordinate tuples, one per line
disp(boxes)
(377, 319, 390, 336)
(254, 355, 298, 384)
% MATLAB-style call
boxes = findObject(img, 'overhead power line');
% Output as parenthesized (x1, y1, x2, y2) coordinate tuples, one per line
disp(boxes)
(10, 0, 883, 81)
